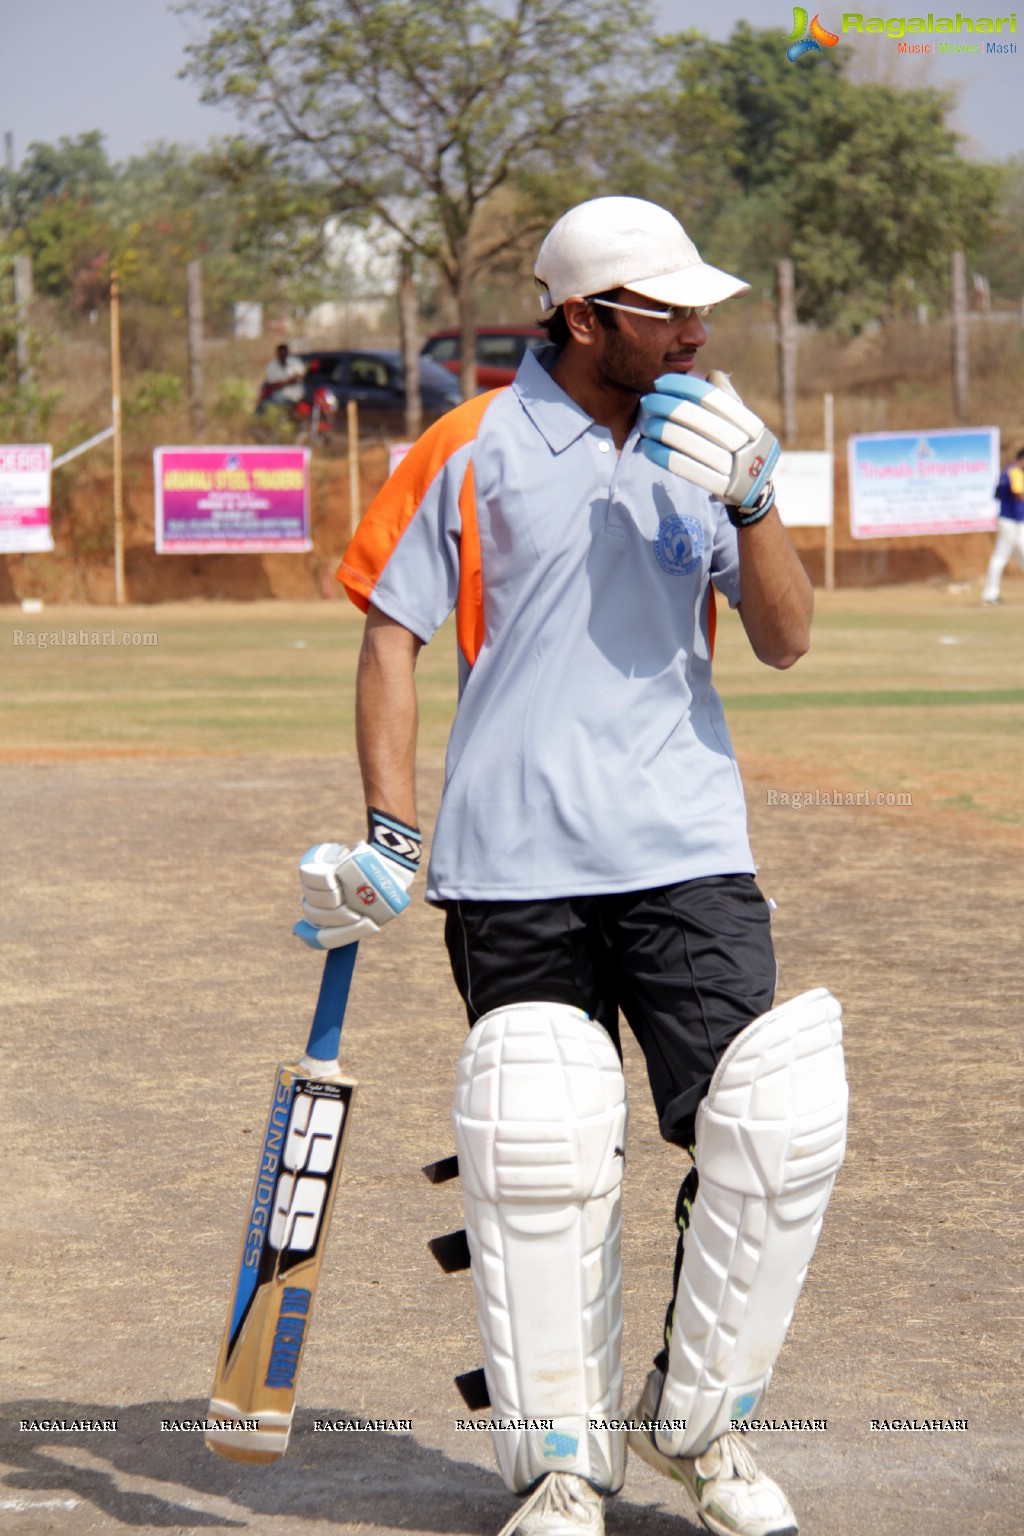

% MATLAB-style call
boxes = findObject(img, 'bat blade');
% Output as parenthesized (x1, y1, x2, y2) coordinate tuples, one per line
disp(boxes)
(206, 942, 358, 1463)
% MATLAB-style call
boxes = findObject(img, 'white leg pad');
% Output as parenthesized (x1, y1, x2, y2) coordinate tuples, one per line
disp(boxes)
(452, 1002, 628, 1494)
(656, 987, 848, 1457)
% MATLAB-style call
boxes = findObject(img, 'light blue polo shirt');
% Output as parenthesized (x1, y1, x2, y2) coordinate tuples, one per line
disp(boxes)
(342, 346, 754, 901)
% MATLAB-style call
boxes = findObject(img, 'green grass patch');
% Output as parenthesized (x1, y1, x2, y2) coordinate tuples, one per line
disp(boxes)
(2, 591, 1022, 841)
(0, 603, 460, 756)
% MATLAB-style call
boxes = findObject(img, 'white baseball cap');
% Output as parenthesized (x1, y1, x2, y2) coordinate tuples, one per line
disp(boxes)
(534, 196, 749, 315)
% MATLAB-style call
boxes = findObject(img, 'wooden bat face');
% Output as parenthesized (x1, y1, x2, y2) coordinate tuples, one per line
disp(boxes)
(206, 1064, 356, 1463)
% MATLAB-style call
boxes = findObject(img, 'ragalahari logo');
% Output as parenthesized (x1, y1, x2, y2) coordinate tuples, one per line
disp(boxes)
(787, 8, 840, 60)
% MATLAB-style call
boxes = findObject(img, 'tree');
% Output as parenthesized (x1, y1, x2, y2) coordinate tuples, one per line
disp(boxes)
(0, 246, 60, 440)
(179, 0, 655, 399)
(776, 81, 997, 330)
(0, 129, 339, 334)
(113, 140, 335, 327)
(974, 154, 1024, 305)
(1, 133, 118, 306)
(640, 26, 998, 332)
(544, 28, 740, 250)
(5, 131, 115, 226)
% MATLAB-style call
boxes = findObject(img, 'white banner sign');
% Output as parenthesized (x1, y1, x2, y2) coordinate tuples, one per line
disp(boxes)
(774, 452, 833, 528)
(0, 444, 54, 553)
(848, 428, 1000, 539)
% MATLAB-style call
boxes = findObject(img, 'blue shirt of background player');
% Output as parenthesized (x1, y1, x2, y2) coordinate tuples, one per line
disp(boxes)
(994, 454, 1024, 522)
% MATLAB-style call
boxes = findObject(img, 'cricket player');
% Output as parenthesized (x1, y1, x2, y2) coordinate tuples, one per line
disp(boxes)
(297, 197, 848, 1536)
(982, 445, 1024, 604)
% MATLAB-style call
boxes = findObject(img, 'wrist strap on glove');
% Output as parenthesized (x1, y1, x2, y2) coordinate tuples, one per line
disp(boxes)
(367, 806, 422, 874)
(726, 480, 776, 529)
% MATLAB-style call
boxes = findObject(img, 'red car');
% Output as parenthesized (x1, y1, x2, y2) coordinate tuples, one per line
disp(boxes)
(421, 325, 547, 391)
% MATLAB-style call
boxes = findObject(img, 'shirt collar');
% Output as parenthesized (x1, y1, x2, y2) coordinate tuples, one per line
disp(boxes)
(512, 345, 600, 454)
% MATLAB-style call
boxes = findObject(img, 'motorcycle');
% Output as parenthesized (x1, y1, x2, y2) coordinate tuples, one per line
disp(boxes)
(254, 379, 339, 440)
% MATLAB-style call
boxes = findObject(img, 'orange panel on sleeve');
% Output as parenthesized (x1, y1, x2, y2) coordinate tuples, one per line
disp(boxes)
(456, 460, 483, 669)
(337, 390, 504, 613)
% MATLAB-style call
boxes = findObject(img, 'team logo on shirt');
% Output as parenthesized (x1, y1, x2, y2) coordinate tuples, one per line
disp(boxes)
(654, 512, 704, 576)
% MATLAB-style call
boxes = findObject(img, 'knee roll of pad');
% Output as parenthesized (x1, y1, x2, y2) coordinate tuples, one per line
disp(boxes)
(656, 987, 848, 1458)
(452, 1002, 628, 1494)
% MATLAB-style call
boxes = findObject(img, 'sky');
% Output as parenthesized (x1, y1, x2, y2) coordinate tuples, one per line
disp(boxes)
(1, 0, 1022, 169)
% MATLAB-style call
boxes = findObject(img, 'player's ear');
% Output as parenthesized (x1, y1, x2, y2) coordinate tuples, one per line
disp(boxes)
(562, 298, 599, 347)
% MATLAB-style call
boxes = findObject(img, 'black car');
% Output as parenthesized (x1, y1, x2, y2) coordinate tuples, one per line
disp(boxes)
(299, 348, 463, 434)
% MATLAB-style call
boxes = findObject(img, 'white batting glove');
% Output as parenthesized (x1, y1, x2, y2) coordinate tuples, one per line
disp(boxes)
(640, 370, 780, 523)
(294, 808, 421, 950)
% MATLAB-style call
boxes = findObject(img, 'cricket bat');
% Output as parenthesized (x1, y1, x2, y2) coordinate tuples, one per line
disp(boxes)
(205, 941, 359, 1463)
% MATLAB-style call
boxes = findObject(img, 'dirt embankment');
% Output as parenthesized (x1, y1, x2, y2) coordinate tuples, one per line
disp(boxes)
(0, 444, 394, 607)
(0, 448, 1007, 606)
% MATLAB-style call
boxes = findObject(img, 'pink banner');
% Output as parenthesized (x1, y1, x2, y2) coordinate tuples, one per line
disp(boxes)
(154, 446, 312, 553)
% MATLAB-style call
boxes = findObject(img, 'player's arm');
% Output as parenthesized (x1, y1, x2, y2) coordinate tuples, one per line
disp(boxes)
(295, 605, 423, 950)
(734, 509, 813, 670)
(299, 411, 472, 948)
(639, 369, 812, 669)
(356, 602, 423, 827)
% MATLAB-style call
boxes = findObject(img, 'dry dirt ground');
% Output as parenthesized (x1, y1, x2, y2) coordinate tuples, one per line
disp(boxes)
(1, 750, 1021, 1535)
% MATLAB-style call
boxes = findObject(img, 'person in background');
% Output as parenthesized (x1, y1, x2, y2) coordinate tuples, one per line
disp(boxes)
(983, 445, 1024, 605)
(260, 341, 306, 407)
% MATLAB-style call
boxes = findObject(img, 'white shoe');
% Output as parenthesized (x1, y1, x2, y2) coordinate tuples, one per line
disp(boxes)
(496, 1473, 604, 1536)
(627, 1372, 798, 1536)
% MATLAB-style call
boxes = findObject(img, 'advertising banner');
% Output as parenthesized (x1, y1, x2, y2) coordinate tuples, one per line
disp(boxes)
(154, 446, 312, 554)
(848, 428, 1000, 539)
(774, 452, 833, 528)
(0, 444, 54, 553)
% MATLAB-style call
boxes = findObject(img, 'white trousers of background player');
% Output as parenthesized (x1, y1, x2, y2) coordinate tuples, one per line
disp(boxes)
(983, 519, 1024, 602)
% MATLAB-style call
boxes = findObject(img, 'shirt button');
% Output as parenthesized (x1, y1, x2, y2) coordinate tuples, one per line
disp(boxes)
(598, 440, 611, 453)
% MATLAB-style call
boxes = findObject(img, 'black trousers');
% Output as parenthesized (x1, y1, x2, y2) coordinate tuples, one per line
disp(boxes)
(442, 873, 776, 1151)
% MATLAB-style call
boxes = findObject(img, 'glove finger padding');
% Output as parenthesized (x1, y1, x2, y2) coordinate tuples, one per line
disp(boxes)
(296, 840, 413, 950)
(641, 370, 780, 511)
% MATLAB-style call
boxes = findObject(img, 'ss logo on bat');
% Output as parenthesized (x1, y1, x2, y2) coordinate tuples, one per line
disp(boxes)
(268, 1091, 347, 1253)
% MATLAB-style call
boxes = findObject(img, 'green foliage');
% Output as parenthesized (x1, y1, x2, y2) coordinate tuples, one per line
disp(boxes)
(0, 375, 63, 444)
(778, 82, 998, 329)
(0, 244, 62, 440)
(128, 371, 185, 415)
(212, 374, 261, 438)
(113, 139, 335, 324)
(1, 134, 110, 306)
(0, 128, 338, 328)
(5, 132, 115, 224)
(214, 375, 260, 415)
(612, 24, 1001, 332)
(975, 154, 1024, 302)
(667, 23, 846, 196)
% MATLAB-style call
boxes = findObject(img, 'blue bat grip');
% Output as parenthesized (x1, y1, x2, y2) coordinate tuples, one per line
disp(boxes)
(304, 943, 358, 1061)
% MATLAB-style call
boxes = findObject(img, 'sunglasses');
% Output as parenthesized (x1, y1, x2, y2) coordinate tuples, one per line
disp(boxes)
(587, 297, 714, 323)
